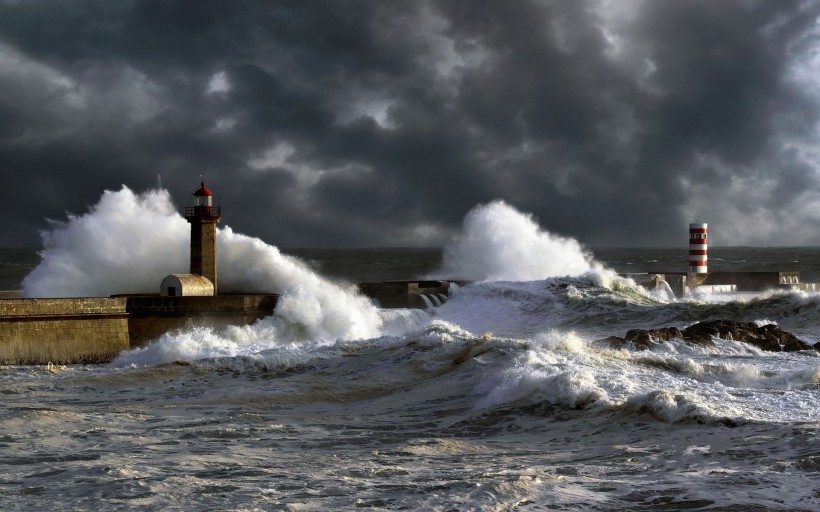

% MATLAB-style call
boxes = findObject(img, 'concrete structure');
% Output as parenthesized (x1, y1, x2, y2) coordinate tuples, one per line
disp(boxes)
(0, 280, 459, 364)
(0, 297, 129, 364)
(689, 222, 708, 273)
(0, 295, 278, 364)
(624, 271, 808, 297)
(622, 222, 820, 297)
(161, 274, 214, 297)
(0, 180, 281, 365)
(686, 271, 800, 290)
(358, 280, 452, 308)
(184, 180, 222, 294)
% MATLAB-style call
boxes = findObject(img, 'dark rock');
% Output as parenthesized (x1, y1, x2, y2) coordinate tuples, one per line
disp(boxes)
(623, 327, 685, 350)
(682, 320, 806, 352)
(651, 327, 684, 341)
(814, 341, 820, 351)
(624, 329, 652, 349)
(598, 320, 809, 352)
(594, 326, 685, 351)
(592, 335, 627, 350)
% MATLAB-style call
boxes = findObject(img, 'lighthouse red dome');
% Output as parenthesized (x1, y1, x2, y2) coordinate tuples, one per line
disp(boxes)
(193, 180, 213, 197)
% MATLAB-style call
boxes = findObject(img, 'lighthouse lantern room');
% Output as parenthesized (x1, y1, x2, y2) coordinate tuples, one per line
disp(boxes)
(184, 180, 222, 293)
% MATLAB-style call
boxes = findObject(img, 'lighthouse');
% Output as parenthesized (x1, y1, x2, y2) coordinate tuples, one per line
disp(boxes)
(184, 180, 222, 293)
(688, 222, 708, 273)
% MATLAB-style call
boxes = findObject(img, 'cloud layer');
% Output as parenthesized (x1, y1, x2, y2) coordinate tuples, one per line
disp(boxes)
(3, 0, 820, 248)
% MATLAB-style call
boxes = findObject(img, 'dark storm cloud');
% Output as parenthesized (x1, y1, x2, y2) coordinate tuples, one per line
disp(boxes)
(3, 0, 820, 248)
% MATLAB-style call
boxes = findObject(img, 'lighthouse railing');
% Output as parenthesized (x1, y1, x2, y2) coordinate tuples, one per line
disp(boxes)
(184, 206, 221, 219)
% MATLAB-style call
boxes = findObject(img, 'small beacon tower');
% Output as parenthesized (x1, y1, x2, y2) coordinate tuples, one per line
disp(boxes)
(688, 222, 708, 273)
(184, 180, 222, 293)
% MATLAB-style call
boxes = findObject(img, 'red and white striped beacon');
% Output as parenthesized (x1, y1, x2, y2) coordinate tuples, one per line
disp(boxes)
(688, 222, 708, 273)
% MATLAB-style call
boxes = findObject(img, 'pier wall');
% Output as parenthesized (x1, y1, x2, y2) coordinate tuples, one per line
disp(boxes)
(125, 295, 278, 348)
(358, 280, 451, 308)
(0, 298, 129, 364)
(0, 280, 455, 365)
(623, 271, 813, 297)
(0, 295, 278, 365)
(683, 271, 800, 292)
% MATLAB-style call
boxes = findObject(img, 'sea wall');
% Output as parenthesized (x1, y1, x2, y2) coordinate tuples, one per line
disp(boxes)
(686, 271, 800, 291)
(358, 280, 451, 308)
(0, 297, 129, 364)
(126, 295, 278, 348)
(0, 295, 278, 365)
(623, 271, 809, 297)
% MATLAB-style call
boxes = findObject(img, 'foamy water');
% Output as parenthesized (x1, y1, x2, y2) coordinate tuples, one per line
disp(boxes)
(2, 189, 818, 510)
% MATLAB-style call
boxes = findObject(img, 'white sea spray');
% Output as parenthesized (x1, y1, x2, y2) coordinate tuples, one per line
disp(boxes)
(23, 187, 189, 297)
(432, 200, 596, 282)
(23, 186, 383, 348)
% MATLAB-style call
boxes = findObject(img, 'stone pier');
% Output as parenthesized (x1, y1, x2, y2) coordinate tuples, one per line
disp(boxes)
(0, 294, 278, 365)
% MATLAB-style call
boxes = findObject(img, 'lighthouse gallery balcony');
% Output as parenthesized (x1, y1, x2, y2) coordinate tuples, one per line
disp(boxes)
(184, 205, 221, 219)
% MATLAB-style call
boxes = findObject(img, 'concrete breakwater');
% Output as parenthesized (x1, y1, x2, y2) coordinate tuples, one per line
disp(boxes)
(0, 281, 453, 365)
(0, 295, 278, 365)
(6, 270, 819, 365)
(623, 271, 816, 297)
(357, 280, 452, 308)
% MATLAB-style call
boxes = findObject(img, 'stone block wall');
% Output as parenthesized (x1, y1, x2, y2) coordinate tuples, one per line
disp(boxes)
(125, 295, 278, 348)
(0, 295, 279, 365)
(0, 298, 130, 364)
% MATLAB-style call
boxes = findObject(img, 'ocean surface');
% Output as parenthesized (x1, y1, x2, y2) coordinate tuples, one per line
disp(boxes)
(1, 195, 818, 511)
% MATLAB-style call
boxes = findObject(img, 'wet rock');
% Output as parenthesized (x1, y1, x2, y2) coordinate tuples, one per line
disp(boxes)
(623, 329, 652, 349)
(682, 320, 806, 352)
(592, 335, 627, 350)
(597, 320, 808, 352)
(623, 327, 685, 350)
(654, 327, 684, 341)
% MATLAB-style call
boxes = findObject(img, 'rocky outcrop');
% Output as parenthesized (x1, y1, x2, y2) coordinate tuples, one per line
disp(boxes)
(595, 320, 812, 352)
(682, 320, 806, 352)
(624, 327, 684, 350)
(593, 335, 629, 350)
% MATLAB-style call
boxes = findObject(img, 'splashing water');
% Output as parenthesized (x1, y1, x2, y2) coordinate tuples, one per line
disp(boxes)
(22, 186, 383, 345)
(22, 189, 650, 364)
(22, 187, 189, 297)
(432, 200, 598, 282)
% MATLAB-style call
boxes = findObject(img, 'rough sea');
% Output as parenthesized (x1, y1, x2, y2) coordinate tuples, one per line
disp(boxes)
(1, 190, 818, 511)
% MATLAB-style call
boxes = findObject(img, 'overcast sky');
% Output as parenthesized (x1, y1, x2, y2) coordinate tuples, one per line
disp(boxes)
(3, 0, 820, 248)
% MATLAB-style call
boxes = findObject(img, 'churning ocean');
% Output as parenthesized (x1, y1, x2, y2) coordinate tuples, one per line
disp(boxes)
(0, 188, 818, 511)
